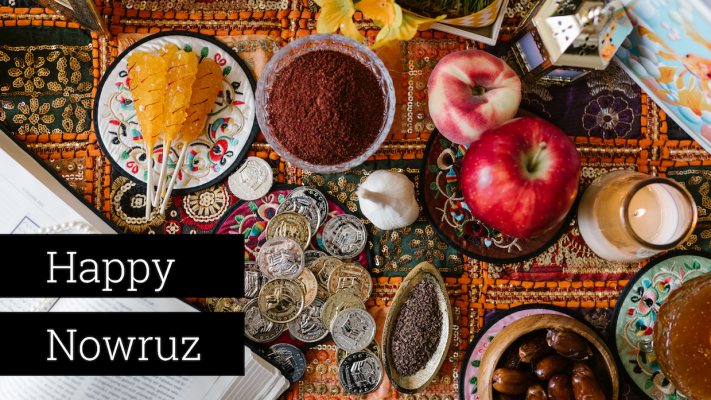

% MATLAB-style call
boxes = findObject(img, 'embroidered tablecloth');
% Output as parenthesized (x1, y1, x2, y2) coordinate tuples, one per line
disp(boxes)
(1, 2, 710, 399)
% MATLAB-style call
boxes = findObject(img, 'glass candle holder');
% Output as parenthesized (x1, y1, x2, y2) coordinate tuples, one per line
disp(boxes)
(577, 170, 697, 262)
(653, 273, 711, 400)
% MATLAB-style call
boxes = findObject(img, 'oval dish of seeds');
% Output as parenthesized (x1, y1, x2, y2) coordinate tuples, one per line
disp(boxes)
(381, 261, 453, 394)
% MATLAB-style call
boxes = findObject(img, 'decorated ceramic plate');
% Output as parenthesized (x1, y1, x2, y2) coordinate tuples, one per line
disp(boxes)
(458, 304, 597, 400)
(610, 251, 711, 400)
(94, 31, 258, 194)
(420, 130, 575, 264)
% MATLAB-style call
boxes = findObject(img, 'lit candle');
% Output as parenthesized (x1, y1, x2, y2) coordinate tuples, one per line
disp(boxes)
(578, 170, 697, 262)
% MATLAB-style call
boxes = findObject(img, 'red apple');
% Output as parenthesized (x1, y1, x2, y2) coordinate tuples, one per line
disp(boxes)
(460, 117, 580, 238)
(428, 49, 521, 145)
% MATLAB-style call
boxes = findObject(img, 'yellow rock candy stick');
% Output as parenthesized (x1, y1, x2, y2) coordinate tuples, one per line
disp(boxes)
(182, 58, 223, 143)
(159, 58, 224, 214)
(126, 51, 168, 218)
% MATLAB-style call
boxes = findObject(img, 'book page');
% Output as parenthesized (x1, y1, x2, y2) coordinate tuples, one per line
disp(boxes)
(0, 132, 116, 234)
(0, 298, 58, 312)
(0, 376, 218, 400)
(49, 298, 198, 312)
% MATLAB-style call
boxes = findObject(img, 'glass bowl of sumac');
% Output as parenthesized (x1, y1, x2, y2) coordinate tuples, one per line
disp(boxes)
(256, 33, 396, 173)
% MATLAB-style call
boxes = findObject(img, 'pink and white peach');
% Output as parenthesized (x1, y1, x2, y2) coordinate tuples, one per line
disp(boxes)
(428, 49, 522, 145)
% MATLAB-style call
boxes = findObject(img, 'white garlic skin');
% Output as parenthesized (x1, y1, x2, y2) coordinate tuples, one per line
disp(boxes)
(356, 170, 419, 230)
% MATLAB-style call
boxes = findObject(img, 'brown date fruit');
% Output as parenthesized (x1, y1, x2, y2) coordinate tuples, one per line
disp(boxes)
(526, 384, 547, 400)
(571, 364, 596, 379)
(572, 373, 605, 400)
(535, 353, 571, 380)
(546, 329, 593, 361)
(548, 374, 574, 400)
(493, 368, 538, 395)
(519, 333, 553, 363)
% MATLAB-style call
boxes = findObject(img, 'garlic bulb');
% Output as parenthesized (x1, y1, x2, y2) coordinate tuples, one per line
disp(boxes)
(356, 170, 419, 230)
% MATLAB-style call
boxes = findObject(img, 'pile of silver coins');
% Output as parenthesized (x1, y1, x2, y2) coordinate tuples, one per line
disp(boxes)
(221, 185, 383, 394)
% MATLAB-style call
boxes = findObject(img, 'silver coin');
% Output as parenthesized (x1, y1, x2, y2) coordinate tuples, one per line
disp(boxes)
(277, 196, 320, 234)
(330, 308, 376, 352)
(228, 156, 273, 200)
(257, 237, 304, 280)
(322, 214, 368, 259)
(304, 250, 327, 268)
(242, 261, 268, 299)
(268, 343, 307, 384)
(243, 298, 285, 343)
(338, 351, 383, 395)
(286, 298, 329, 343)
(337, 339, 380, 366)
(287, 186, 329, 227)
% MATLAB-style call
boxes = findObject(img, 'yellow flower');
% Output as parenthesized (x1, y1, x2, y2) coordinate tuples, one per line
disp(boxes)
(315, 0, 362, 42)
(371, 6, 446, 49)
(356, 0, 396, 26)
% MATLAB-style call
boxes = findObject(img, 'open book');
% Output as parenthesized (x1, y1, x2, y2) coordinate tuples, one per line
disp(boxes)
(0, 298, 289, 400)
(0, 125, 119, 234)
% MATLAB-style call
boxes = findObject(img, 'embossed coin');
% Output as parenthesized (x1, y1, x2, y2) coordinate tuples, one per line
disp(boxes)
(244, 298, 285, 343)
(322, 214, 367, 259)
(337, 339, 380, 366)
(277, 196, 321, 234)
(228, 156, 273, 200)
(304, 250, 327, 268)
(257, 237, 304, 280)
(331, 308, 376, 352)
(287, 186, 329, 227)
(268, 343, 307, 384)
(206, 297, 243, 312)
(309, 256, 345, 301)
(258, 278, 305, 323)
(338, 351, 383, 395)
(321, 292, 366, 332)
(294, 267, 318, 307)
(327, 262, 372, 301)
(287, 298, 329, 343)
(243, 261, 269, 299)
(265, 212, 311, 250)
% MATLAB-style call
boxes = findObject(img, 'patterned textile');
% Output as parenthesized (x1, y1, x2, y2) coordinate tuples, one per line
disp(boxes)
(2, 2, 711, 399)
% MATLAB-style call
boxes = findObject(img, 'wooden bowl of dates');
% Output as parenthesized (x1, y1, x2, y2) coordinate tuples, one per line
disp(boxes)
(478, 314, 618, 400)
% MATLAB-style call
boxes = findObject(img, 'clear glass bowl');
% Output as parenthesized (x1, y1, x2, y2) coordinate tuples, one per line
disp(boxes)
(255, 34, 396, 173)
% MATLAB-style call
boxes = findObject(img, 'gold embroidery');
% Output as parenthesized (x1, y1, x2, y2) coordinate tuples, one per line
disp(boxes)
(0, 44, 92, 52)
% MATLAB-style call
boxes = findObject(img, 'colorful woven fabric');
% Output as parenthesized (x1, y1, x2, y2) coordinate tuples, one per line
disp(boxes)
(2, 2, 711, 399)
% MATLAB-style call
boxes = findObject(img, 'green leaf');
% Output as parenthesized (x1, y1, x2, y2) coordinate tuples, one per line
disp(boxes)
(184, 44, 192, 52)
(430, 182, 438, 190)
(428, 164, 439, 172)
(222, 66, 232, 76)
(439, 139, 450, 147)
(201, 47, 209, 58)
(243, 229, 251, 239)
(233, 215, 245, 224)
(471, 360, 480, 367)
(488, 335, 494, 341)
(469, 376, 477, 384)
(434, 191, 440, 200)
(684, 262, 691, 271)
(645, 379, 653, 389)
(278, 194, 285, 203)
(446, 185, 453, 197)
(248, 201, 258, 213)
(120, 150, 129, 160)
(693, 260, 701, 270)
(471, 388, 478, 394)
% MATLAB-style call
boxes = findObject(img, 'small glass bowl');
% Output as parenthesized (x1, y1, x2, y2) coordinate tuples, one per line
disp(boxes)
(255, 34, 396, 174)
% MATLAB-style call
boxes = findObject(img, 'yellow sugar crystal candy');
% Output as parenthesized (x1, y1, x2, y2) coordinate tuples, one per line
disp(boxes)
(126, 51, 168, 151)
(160, 44, 198, 144)
(181, 58, 224, 143)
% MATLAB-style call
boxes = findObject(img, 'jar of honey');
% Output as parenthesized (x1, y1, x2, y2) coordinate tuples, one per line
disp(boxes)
(653, 273, 711, 400)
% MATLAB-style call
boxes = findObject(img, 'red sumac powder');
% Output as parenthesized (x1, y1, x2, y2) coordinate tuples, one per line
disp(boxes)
(267, 50, 386, 165)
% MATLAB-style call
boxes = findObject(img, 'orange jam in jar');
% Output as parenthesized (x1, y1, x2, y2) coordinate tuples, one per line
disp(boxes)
(654, 274, 711, 400)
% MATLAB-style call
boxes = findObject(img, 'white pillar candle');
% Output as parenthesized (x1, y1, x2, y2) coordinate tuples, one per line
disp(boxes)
(578, 170, 696, 262)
